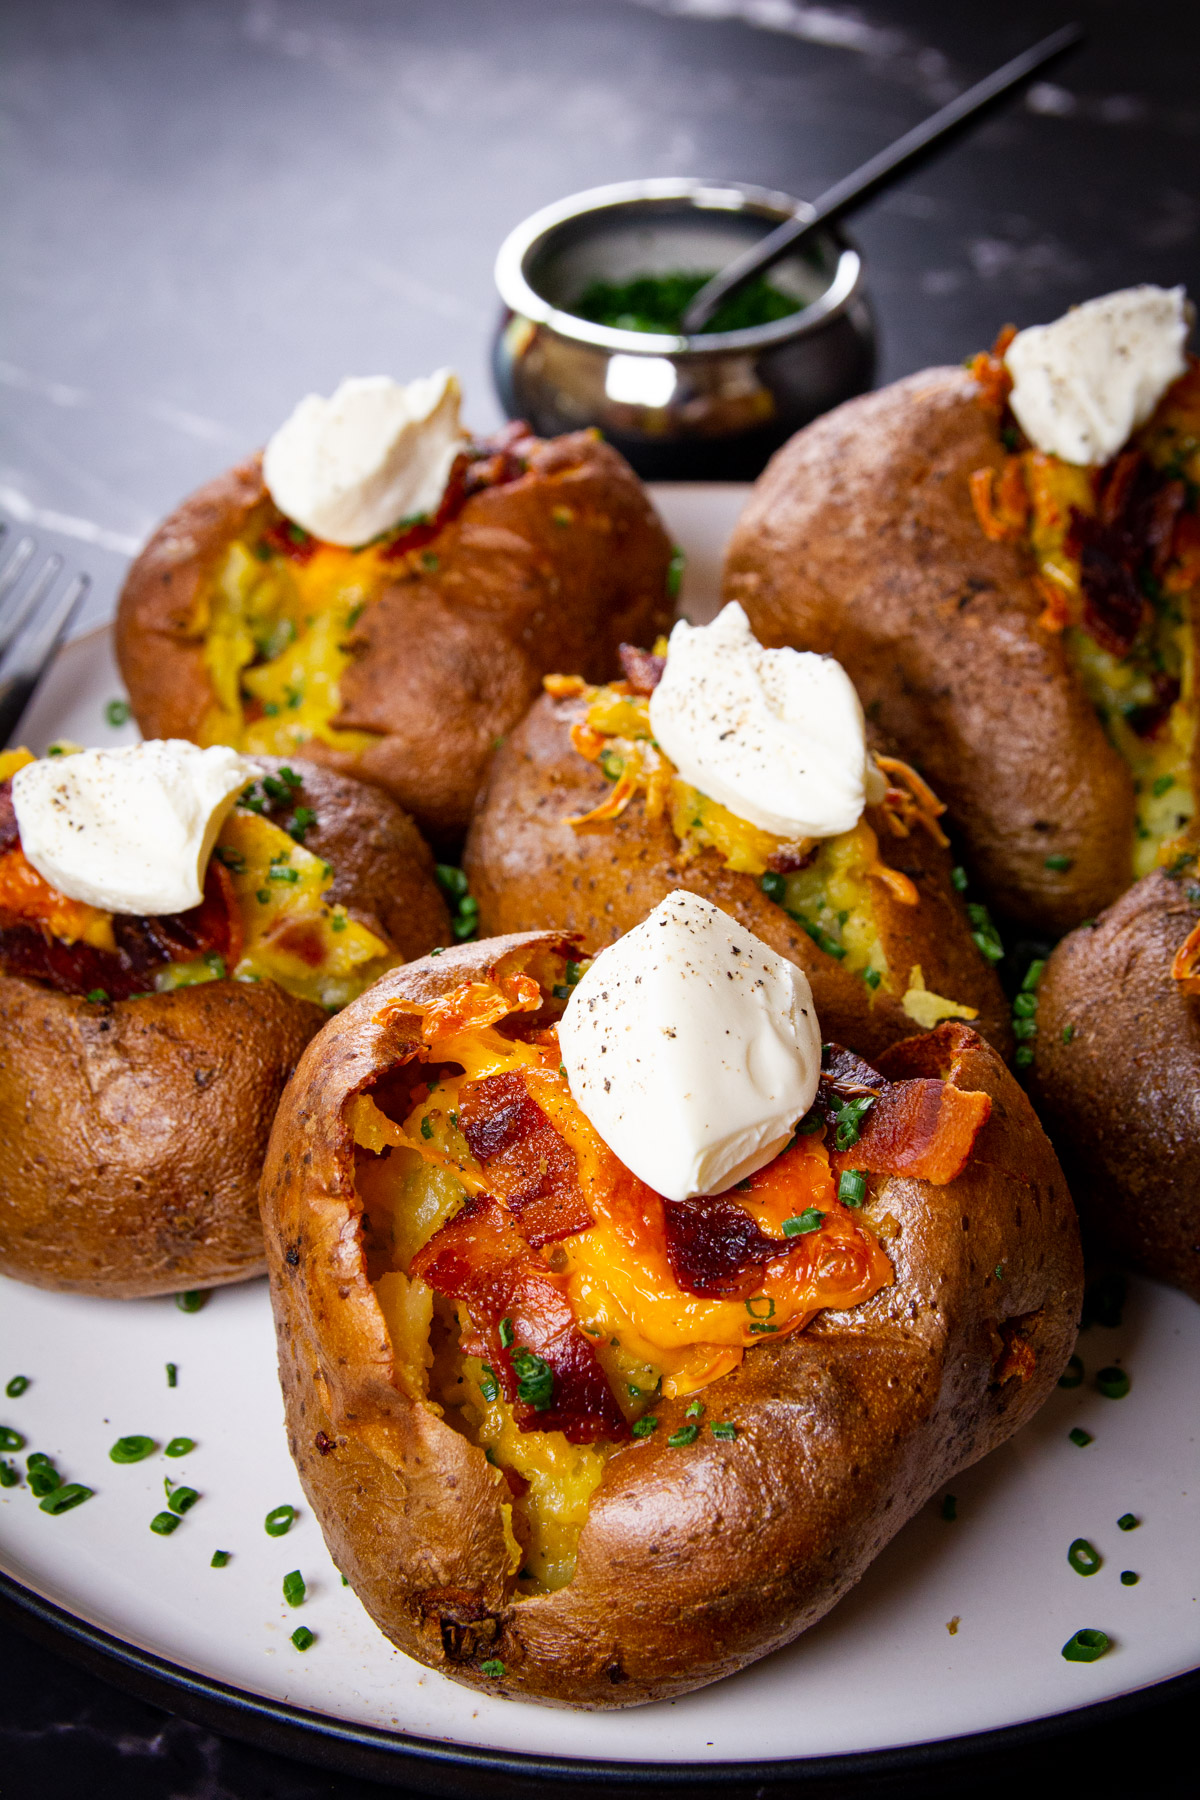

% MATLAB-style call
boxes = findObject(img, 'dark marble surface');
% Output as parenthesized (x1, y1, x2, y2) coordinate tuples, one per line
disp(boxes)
(1, 0, 1198, 1792)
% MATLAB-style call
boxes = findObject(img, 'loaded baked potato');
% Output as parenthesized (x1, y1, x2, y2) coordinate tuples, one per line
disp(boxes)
(261, 928, 1080, 1708)
(0, 747, 449, 1296)
(725, 315, 1199, 933)
(464, 638, 1011, 1062)
(1030, 859, 1200, 1301)
(116, 409, 674, 846)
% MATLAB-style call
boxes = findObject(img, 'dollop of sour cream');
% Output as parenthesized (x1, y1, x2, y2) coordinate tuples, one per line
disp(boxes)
(648, 602, 879, 841)
(1004, 285, 1190, 467)
(262, 370, 466, 547)
(12, 740, 255, 916)
(557, 891, 821, 1201)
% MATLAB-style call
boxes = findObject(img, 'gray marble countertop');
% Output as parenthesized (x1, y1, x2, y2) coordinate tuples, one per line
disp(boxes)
(1, 0, 1198, 1793)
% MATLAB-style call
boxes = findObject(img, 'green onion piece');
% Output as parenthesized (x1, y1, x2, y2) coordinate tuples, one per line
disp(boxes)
(1012, 1017, 1038, 1041)
(1120, 1569, 1139, 1586)
(667, 546, 685, 599)
(0, 1460, 18, 1488)
(479, 1365, 500, 1403)
(264, 1503, 297, 1537)
(941, 1493, 958, 1522)
(1069, 1427, 1093, 1447)
(1061, 1628, 1110, 1662)
(710, 1421, 738, 1441)
(5, 1376, 30, 1398)
(747, 1321, 778, 1333)
(420, 1114, 434, 1140)
(479, 1656, 505, 1678)
(1012, 992, 1038, 1017)
(667, 1424, 700, 1447)
(631, 1416, 659, 1438)
(39, 1483, 93, 1515)
(1062, 1024, 1076, 1044)
(1068, 1537, 1101, 1576)
(26, 1451, 51, 1467)
(833, 1094, 875, 1150)
(85, 988, 109, 1004)
(288, 806, 317, 842)
(863, 967, 882, 989)
(28, 1464, 61, 1496)
(165, 1436, 195, 1457)
(105, 698, 131, 727)
(175, 1291, 208, 1313)
(950, 865, 969, 893)
(166, 1363, 177, 1388)
(510, 1348, 554, 1411)
(1059, 1354, 1084, 1389)
(1152, 773, 1175, 796)
(782, 1208, 825, 1237)
(1014, 1045, 1035, 1068)
(211, 1550, 231, 1568)
(685, 1400, 704, 1418)
(838, 1169, 867, 1207)
(109, 1435, 157, 1464)
(269, 865, 300, 883)
(498, 1317, 515, 1348)
(256, 887, 271, 904)
(1096, 1366, 1131, 1399)
(150, 1510, 181, 1535)
(760, 870, 787, 903)
(744, 1296, 775, 1319)
(1117, 1513, 1139, 1532)
(291, 1626, 315, 1651)
(1021, 959, 1047, 991)
(1044, 853, 1074, 872)
(282, 1569, 307, 1606)
(168, 1486, 200, 1516)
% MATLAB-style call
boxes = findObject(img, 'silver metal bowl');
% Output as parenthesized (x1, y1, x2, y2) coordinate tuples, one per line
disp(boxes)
(492, 178, 875, 481)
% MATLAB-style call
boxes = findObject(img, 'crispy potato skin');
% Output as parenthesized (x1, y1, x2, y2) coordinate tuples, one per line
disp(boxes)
(1031, 870, 1200, 1301)
(463, 692, 1012, 1062)
(0, 760, 451, 1297)
(261, 943, 1080, 1708)
(723, 367, 1135, 933)
(116, 439, 674, 845)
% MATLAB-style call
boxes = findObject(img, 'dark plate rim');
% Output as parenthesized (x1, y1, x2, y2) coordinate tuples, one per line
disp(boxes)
(2, 1565, 1198, 1793)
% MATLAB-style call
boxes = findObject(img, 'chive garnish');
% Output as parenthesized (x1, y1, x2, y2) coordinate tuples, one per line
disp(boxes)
(745, 1296, 775, 1319)
(1044, 853, 1073, 872)
(27, 1458, 60, 1497)
(0, 1461, 18, 1487)
(1069, 1427, 1093, 1447)
(510, 1348, 554, 1410)
(1096, 1366, 1131, 1399)
(685, 1400, 704, 1418)
(85, 989, 109, 1004)
(211, 1549, 231, 1568)
(1062, 1024, 1075, 1043)
(175, 1291, 208, 1313)
(667, 1424, 700, 1447)
(498, 1318, 515, 1348)
(1068, 1538, 1101, 1576)
(165, 1436, 195, 1457)
(1061, 1628, 1110, 1662)
(1117, 1513, 1139, 1532)
(150, 1511, 181, 1535)
(479, 1365, 500, 1403)
(39, 1484, 92, 1515)
(782, 1208, 825, 1236)
(167, 1486, 200, 1516)
(833, 1095, 874, 1150)
(265, 1503, 296, 1537)
(282, 1569, 307, 1607)
(478, 1657, 505, 1677)
(110, 1436, 157, 1464)
(631, 1416, 659, 1438)
(951, 865, 968, 893)
(166, 1363, 178, 1388)
(838, 1169, 867, 1207)
(710, 1422, 737, 1441)
(5, 1376, 29, 1398)
(1120, 1569, 1139, 1586)
(291, 1626, 315, 1651)
(1059, 1355, 1084, 1388)
(941, 1494, 958, 1522)
(105, 698, 131, 727)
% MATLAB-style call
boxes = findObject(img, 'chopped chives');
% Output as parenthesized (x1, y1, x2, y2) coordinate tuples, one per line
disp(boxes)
(0, 1427, 25, 1451)
(264, 1503, 296, 1537)
(631, 1416, 659, 1438)
(27, 1460, 61, 1497)
(291, 1626, 315, 1651)
(39, 1484, 92, 1515)
(211, 1550, 231, 1568)
(1067, 1537, 1101, 1576)
(1120, 1570, 1139, 1586)
(1044, 853, 1073, 872)
(1069, 1427, 1093, 1447)
(167, 1486, 200, 1516)
(175, 1291, 208, 1313)
(498, 1318, 515, 1348)
(1059, 1355, 1084, 1389)
(5, 1376, 30, 1398)
(685, 1400, 705, 1418)
(1061, 1628, 1110, 1662)
(282, 1569, 307, 1607)
(667, 1424, 700, 1447)
(1117, 1513, 1140, 1532)
(1096, 1366, 1130, 1399)
(478, 1656, 504, 1677)
(165, 1436, 195, 1457)
(150, 1511, 181, 1535)
(782, 1208, 825, 1236)
(710, 1421, 737, 1441)
(166, 1363, 177, 1388)
(838, 1169, 867, 1207)
(0, 1461, 17, 1487)
(110, 1436, 157, 1464)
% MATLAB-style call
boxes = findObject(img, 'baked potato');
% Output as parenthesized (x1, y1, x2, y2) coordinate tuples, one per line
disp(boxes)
(724, 353, 1200, 933)
(463, 663, 1012, 1062)
(115, 426, 674, 846)
(0, 752, 450, 1296)
(260, 932, 1080, 1708)
(1029, 861, 1200, 1301)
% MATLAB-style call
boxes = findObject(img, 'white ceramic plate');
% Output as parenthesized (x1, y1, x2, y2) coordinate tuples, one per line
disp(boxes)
(1, 486, 1197, 1776)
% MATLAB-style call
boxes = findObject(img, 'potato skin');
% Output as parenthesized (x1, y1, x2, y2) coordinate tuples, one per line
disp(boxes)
(463, 691, 1012, 1062)
(1030, 869, 1200, 1301)
(0, 760, 451, 1297)
(723, 366, 1136, 933)
(116, 438, 674, 846)
(261, 940, 1080, 1709)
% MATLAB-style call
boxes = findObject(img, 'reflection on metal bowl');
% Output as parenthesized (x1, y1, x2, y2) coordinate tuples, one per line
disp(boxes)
(492, 178, 875, 481)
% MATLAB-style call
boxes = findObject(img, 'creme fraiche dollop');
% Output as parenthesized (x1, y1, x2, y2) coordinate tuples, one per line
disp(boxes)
(262, 369, 466, 547)
(647, 601, 880, 842)
(557, 891, 821, 1201)
(1004, 284, 1190, 467)
(12, 740, 255, 916)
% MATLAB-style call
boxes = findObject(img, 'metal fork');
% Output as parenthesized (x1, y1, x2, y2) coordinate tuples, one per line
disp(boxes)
(0, 520, 91, 748)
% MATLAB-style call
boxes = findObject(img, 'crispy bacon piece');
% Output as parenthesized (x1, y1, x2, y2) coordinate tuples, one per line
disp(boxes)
(0, 856, 241, 999)
(663, 1195, 791, 1300)
(378, 424, 533, 563)
(411, 1196, 628, 1444)
(617, 643, 665, 695)
(457, 1069, 593, 1246)
(1067, 451, 1186, 665)
(817, 1042, 991, 1185)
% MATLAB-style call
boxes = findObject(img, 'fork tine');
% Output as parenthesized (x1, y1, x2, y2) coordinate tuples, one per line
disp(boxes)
(0, 569, 91, 749)
(0, 536, 37, 614)
(0, 552, 63, 664)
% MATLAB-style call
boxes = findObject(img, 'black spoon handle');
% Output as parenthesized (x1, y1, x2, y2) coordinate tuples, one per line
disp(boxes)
(681, 22, 1084, 334)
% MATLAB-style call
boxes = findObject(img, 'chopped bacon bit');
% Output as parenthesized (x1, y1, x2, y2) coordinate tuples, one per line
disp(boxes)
(264, 915, 327, 968)
(617, 644, 666, 695)
(261, 520, 319, 564)
(1171, 921, 1200, 995)
(1064, 450, 1187, 662)
(836, 1079, 991, 1186)
(457, 1070, 593, 1246)
(662, 1195, 794, 1300)
(543, 673, 586, 699)
(766, 842, 817, 874)
(874, 756, 950, 848)
(411, 1196, 629, 1444)
(394, 973, 544, 1042)
(374, 426, 533, 565)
